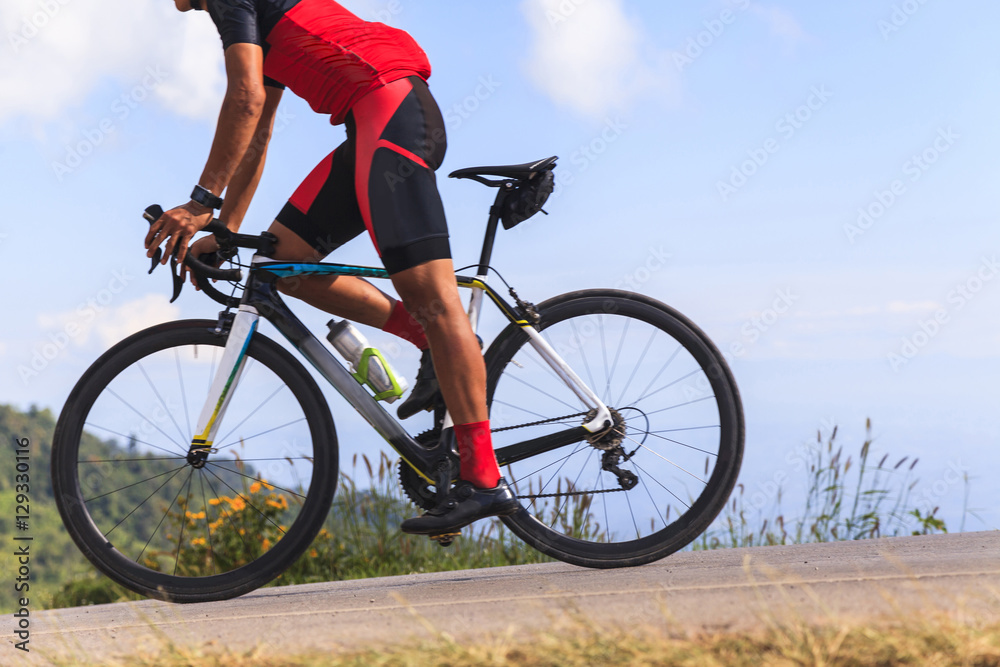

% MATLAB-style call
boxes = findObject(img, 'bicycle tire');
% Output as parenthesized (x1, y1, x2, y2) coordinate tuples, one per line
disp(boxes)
(484, 290, 744, 568)
(52, 320, 338, 602)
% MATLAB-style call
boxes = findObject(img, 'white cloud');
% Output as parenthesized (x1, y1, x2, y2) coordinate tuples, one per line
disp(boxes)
(93, 294, 182, 350)
(887, 300, 941, 314)
(520, 0, 679, 119)
(37, 293, 180, 353)
(1, 1, 225, 127)
(750, 5, 809, 52)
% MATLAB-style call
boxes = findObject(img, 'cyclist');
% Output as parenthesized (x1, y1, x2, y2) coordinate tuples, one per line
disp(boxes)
(146, 0, 518, 535)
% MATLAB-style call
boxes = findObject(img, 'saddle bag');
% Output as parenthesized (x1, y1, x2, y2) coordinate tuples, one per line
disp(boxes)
(501, 169, 555, 230)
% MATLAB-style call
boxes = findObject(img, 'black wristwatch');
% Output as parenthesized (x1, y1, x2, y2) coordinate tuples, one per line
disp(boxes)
(191, 184, 224, 210)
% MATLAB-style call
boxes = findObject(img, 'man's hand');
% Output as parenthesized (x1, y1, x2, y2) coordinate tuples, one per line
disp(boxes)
(145, 202, 214, 265)
(182, 235, 221, 290)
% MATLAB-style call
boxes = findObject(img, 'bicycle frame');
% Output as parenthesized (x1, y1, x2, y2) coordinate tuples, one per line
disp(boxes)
(187, 175, 612, 483)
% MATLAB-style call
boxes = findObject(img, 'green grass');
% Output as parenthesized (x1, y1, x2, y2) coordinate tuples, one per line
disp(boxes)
(696, 419, 951, 550)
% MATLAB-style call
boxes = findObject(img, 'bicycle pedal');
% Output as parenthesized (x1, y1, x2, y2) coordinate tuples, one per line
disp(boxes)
(429, 532, 460, 547)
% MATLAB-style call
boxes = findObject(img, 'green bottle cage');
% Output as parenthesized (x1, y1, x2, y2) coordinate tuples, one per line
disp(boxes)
(351, 347, 405, 402)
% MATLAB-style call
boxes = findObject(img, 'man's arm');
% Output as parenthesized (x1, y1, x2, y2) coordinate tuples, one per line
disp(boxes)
(217, 84, 284, 232)
(145, 43, 267, 264)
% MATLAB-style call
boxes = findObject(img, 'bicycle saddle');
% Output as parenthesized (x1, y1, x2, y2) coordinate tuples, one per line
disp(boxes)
(449, 156, 557, 181)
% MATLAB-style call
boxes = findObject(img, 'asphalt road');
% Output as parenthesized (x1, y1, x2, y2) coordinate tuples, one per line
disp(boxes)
(17, 531, 1000, 664)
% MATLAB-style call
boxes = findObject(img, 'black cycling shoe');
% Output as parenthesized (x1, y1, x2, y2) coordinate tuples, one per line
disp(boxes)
(400, 478, 520, 535)
(396, 348, 443, 420)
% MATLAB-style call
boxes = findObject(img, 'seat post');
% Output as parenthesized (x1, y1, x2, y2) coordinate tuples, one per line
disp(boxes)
(466, 185, 510, 336)
(477, 185, 510, 275)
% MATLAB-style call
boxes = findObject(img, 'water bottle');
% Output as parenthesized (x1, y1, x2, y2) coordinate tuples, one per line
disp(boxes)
(326, 320, 408, 403)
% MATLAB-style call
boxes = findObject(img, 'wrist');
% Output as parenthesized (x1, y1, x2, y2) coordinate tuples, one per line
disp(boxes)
(186, 200, 214, 217)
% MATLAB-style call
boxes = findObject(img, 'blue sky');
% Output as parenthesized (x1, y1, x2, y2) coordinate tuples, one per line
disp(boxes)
(2, 1, 998, 532)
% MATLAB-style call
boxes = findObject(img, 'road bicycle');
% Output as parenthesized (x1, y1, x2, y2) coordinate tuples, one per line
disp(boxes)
(52, 156, 744, 603)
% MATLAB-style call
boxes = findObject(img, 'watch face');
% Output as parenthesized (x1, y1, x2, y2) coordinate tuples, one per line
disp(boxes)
(192, 185, 222, 209)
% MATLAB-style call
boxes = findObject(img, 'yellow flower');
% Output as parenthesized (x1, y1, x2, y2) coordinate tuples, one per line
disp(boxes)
(209, 498, 223, 506)
(309, 549, 318, 558)
(185, 511, 206, 520)
(261, 538, 271, 551)
(228, 497, 246, 511)
(191, 537, 207, 547)
(265, 496, 289, 511)
(250, 482, 262, 494)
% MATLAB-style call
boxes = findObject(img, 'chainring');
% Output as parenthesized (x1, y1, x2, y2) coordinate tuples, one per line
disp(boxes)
(397, 430, 441, 511)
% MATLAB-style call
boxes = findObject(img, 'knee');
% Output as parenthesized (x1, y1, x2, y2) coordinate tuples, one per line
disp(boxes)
(403, 294, 464, 332)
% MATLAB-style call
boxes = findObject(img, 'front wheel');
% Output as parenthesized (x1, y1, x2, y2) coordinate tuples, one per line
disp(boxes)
(52, 320, 338, 602)
(485, 290, 744, 568)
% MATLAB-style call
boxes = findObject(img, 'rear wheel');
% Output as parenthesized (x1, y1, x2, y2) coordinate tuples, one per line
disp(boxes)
(484, 290, 744, 568)
(52, 320, 337, 602)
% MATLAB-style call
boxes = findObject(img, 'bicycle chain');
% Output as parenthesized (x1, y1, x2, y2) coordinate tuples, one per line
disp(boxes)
(489, 411, 588, 433)
(520, 487, 626, 500)
(490, 411, 630, 500)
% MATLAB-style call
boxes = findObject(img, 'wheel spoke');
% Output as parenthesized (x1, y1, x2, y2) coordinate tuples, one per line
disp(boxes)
(82, 422, 184, 460)
(175, 348, 193, 443)
(136, 467, 193, 564)
(603, 317, 630, 404)
(206, 461, 308, 501)
(138, 361, 189, 446)
(628, 345, 683, 407)
(216, 417, 308, 451)
(625, 426, 720, 457)
(84, 463, 188, 503)
(198, 473, 217, 576)
(106, 389, 187, 457)
(172, 472, 196, 575)
(203, 466, 289, 537)
(502, 373, 582, 414)
(615, 327, 658, 407)
(215, 382, 288, 449)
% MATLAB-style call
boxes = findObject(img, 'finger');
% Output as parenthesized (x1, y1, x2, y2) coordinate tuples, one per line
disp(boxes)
(175, 233, 191, 265)
(185, 265, 200, 291)
(144, 220, 163, 250)
(161, 233, 177, 265)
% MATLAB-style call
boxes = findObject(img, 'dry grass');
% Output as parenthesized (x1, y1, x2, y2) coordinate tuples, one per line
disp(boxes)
(44, 615, 1000, 667)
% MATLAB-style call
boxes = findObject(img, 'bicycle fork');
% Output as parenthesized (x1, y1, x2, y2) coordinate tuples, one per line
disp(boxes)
(186, 306, 259, 467)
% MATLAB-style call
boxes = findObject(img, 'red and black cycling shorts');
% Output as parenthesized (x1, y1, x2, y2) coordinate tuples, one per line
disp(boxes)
(276, 76, 449, 275)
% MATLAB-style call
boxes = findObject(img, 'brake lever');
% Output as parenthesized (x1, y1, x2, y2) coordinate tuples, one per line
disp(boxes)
(143, 205, 165, 274)
(148, 248, 162, 274)
(169, 255, 185, 303)
(143, 204, 184, 301)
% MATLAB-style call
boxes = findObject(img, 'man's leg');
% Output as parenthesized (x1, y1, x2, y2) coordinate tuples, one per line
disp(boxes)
(392, 259, 519, 535)
(389, 258, 485, 425)
(268, 221, 428, 348)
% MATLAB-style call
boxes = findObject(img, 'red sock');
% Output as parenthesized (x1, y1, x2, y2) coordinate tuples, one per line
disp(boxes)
(382, 301, 429, 350)
(455, 420, 501, 488)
